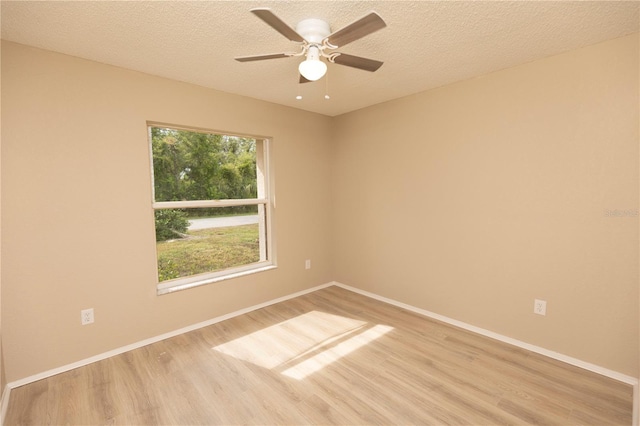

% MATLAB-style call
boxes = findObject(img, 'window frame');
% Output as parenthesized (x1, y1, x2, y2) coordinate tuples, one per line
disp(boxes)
(147, 122, 276, 295)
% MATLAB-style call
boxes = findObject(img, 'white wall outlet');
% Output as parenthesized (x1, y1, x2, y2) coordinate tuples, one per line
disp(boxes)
(81, 308, 94, 325)
(533, 299, 547, 316)
(305, 259, 311, 270)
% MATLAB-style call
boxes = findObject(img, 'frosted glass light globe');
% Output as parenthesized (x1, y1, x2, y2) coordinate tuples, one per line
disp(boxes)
(298, 59, 327, 81)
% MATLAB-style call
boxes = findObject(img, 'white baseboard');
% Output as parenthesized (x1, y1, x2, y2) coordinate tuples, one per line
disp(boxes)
(1, 384, 10, 426)
(332, 281, 639, 425)
(333, 282, 637, 385)
(7, 282, 334, 389)
(4, 280, 638, 425)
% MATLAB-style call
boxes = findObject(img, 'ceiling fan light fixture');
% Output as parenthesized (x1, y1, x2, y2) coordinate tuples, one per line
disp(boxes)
(299, 59, 327, 81)
(298, 45, 327, 81)
(236, 9, 386, 86)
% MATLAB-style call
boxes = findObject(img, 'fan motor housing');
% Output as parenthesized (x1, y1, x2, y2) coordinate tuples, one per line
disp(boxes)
(295, 18, 330, 43)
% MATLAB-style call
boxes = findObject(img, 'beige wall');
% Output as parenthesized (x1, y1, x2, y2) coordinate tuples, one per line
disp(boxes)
(1, 41, 334, 382)
(0, 38, 3, 393)
(2, 33, 639, 384)
(332, 34, 639, 376)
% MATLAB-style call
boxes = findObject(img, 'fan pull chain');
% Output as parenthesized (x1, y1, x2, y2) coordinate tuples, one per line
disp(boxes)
(324, 66, 330, 100)
(296, 78, 302, 100)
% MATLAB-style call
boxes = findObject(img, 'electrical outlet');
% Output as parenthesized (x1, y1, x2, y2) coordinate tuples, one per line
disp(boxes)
(305, 259, 311, 270)
(533, 299, 547, 316)
(81, 308, 94, 325)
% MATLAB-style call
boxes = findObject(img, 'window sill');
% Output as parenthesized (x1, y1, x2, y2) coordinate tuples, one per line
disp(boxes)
(157, 262, 276, 295)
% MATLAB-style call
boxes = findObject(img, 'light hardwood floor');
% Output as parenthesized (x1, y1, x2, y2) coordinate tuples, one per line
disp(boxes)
(5, 286, 633, 425)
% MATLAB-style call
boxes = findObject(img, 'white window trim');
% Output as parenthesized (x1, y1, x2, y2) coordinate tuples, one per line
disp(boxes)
(148, 123, 275, 295)
(153, 199, 268, 209)
(157, 262, 277, 295)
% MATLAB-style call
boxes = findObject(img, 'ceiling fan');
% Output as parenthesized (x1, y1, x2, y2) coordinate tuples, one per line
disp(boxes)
(235, 8, 386, 83)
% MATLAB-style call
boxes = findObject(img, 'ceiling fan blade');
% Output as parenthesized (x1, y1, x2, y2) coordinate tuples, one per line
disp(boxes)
(325, 11, 386, 48)
(299, 74, 312, 84)
(235, 53, 291, 62)
(251, 8, 305, 42)
(332, 53, 383, 72)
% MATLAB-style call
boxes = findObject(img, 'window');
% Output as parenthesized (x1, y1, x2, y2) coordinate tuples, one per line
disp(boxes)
(148, 123, 274, 294)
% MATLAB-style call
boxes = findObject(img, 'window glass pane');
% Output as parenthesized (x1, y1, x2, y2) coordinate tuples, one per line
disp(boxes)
(154, 207, 262, 282)
(148, 124, 272, 290)
(151, 127, 258, 202)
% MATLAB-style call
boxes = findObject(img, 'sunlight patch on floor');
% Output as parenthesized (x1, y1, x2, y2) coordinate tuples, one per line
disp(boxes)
(282, 324, 393, 380)
(212, 310, 393, 378)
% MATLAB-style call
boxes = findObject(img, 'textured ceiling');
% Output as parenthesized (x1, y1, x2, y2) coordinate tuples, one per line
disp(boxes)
(1, 1, 638, 117)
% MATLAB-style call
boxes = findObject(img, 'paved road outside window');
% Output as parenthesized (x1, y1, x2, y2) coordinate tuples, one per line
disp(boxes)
(188, 215, 259, 230)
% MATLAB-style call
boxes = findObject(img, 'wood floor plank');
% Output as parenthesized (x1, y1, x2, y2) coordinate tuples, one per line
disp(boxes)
(5, 285, 633, 425)
(4, 381, 48, 425)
